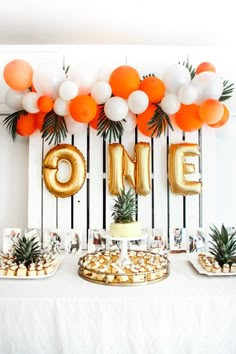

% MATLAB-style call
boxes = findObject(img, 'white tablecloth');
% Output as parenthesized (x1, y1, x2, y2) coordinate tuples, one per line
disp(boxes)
(0, 254, 236, 354)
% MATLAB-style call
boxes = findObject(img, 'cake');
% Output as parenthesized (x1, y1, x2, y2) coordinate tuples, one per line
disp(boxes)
(110, 189, 141, 238)
(110, 221, 141, 238)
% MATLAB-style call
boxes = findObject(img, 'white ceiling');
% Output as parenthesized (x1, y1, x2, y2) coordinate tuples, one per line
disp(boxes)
(0, 0, 234, 45)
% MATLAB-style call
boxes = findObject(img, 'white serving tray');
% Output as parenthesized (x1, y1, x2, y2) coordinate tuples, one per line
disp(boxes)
(0, 255, 64, 280)
(189, 255, 236, 276)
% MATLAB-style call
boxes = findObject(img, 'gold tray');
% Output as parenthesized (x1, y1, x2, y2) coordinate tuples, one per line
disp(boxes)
(78, 250, 170, 286)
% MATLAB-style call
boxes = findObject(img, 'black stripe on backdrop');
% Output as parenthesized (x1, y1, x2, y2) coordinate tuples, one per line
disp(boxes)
(103, 140, 106, 229)
(151, 138, 155, 229)
(71, 135, 74, 229)
(198, 129, 203, 227)
(182, 132, 186, 229)
(86, 126, 90, 242)
(41, 140, 44, 245)
(166, 127, 170, 247)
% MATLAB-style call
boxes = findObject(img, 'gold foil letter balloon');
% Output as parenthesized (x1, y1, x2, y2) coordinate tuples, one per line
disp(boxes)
(108, 142, 151, 195)
(168, 143, 201, 195)
(43, 144, 86, 198)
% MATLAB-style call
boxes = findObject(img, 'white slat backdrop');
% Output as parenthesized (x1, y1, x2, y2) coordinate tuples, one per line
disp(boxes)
(0, 45, 223, 249)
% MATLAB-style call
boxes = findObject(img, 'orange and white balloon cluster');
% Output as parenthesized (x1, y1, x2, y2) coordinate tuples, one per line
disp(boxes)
(2, 59, 233, 141)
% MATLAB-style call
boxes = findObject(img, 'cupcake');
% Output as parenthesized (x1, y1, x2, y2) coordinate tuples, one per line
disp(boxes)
(223, 263, 230, 273)
(0, 264, 8, 276)
(212, 262, 221, 273)
(230, 263, 236, 273)
(43, 261, 53, 275)
(28, 263, 37, 276)
(36, 263, 45, 276)
(17, 264, 27, 277)
(7, 264, 18, 276)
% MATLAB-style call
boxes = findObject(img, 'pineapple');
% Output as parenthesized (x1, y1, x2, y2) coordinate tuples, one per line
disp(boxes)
(110, 189, 141, 237)
(111, 188, 137, 223)
(208, 224, 236, 267)
(12, 236, 41, 267)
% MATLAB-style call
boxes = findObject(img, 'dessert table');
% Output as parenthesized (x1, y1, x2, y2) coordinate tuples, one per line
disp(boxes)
(0, 254, 236, 354)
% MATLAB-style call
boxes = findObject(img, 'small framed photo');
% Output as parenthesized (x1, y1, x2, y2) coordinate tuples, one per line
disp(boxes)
(149, 228, 167, 254)
(187, 227, 207, 253)
(169, 227, 187, 253)
(2, 228, 21, 253)
(88, 229, 106, 252)
(65, 229, 82, 255)
(44, 229, 64, 254)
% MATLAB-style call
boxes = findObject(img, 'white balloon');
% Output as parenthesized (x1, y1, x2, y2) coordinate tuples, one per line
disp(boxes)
(68, 63, 98, 95)
(162, 64, 191, 94)
(91, 81, 112, 104)
(128, 90, 149, 114)
(192, 72, 223, 105)
(161, 94, 181, 115)
(5, 89, 29, 110)
(22, 92, 40, 113)
(178, 84, 198, 105)
(33, 62, 66, 99)
(59, 81, 78, 101)
(54, 98, 69, 116)
(122, 111, 137, 133)
(104, 97, 129, 121)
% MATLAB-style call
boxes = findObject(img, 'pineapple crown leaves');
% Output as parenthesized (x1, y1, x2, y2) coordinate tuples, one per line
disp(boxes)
(12, 236, 41, 266)
(3, 110, 28, 141)
(41, 110, 68, 145)
(208, 224, 236, 265)
(111, 188, 137, 224)
(97, 104, 124, 143)
(148, 104, 174, 138)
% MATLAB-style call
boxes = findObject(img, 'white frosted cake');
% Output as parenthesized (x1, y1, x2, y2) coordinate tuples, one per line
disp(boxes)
(109, 221, 141, 238)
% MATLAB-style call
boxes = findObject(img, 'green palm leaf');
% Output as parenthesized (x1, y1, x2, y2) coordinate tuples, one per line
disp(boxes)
(219, 80, 234, 102)
(3, 110, 28, 141)
(97, 104, 123, 143)
(148, 104, 174, 138)
(41, 110, 68, 145)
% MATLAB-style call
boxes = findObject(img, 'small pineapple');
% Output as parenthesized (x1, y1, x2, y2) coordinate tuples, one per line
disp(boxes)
(12, 236, 41, 267)
(209, 224, 236, 267)
(111, 188, 137, 223)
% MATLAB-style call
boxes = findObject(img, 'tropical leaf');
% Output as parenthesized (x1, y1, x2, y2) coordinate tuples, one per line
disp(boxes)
(179, 60, 196, 79)
(97, 104, 123, 143)
(148, 104, 174, 138)
(3, 110, 28, 141)
(41, 110, 68, 145)
(219, 80, 234, 102)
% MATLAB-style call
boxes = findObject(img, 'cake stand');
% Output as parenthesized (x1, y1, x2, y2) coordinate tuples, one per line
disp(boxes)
(101, 231, 148, 267)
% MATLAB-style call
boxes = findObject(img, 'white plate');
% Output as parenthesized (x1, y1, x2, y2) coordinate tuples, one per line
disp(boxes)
(0, 255, 64, 280)
(189, 255, 236, 276)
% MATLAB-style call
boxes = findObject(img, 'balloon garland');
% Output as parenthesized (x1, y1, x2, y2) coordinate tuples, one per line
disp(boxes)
(2, 59, 234, 145)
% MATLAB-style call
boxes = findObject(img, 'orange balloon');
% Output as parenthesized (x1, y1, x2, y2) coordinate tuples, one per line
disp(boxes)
(196, 62, 216, 75)
(139, 76, 165, 103)
(199, 99, 224, 124)
(208, 104, 230, 128)
(89, 105, 103, 130)
(69, 95, 97, 123)
(38, 96, 54, 113)
(175, 104, 203, 132)
(35, 112, 46, 130)
(16, 113, 37, 136)
(3, 59, 33, 91)
(137, 104, 157, 137)
(109, 65, 140, 99)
